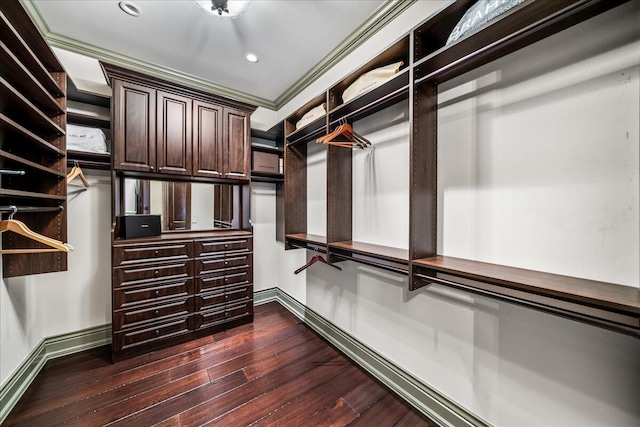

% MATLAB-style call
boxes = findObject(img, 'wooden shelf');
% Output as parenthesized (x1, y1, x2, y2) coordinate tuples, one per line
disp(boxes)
(67, 111, 110, 129)
(67, 150, 111, 170)
(285, 117, 326, 146)
(329, 240, 409, 274)
(0, 77, 64, 137)
(0, 188, 66, 201)
(0, 11, 63, 97)
(413, 256, 640, 337)
(413, 0, 628, 84)
(0, 149, 66, 177)
(251, 144, 283, 155)
(1, 41, 64, 115)
(286, 233, 327, 252)
(0, 113, 64, 156)
(329, 70, 409, 125)
(251, 171, 284, 183)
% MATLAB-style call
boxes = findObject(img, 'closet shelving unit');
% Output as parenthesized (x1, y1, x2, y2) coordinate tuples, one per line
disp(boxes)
(66, 78, 112, 170)
(250, 123, 284, 183)
(282, 0, 640, 337)
(283, 92, 329, 250)
(0, 1, 68, 277)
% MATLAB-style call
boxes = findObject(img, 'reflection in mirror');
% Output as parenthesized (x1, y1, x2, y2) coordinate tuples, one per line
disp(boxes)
(123, 179, 241, 231)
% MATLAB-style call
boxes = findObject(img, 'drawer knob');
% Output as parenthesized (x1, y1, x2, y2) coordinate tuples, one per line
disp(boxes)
(154, 310, 160, 316)
(155, 290, 160, 297)
(154, 250, 160, 256)
(224, 278, 228, 283)
(224, 244, 228, 248)
(225, 295, 229, 301)
(224, 312, 228, 318)
(224, 261, 228, 266)
(155, 329, 160, 336)
(154, 270, 159, 276)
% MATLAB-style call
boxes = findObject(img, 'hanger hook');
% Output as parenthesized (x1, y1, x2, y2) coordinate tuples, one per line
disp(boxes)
(8, 205, 18, 220)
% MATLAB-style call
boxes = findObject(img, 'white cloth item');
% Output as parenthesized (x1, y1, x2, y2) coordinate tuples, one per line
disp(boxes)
(342, 61, 403, 103)
(66, 123, 108, 153)
(295, 103, 326, 130)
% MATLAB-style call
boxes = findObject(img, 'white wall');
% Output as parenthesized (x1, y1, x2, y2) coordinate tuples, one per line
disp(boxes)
(1, 171, 112, 386)
(276, 2, 640, 426)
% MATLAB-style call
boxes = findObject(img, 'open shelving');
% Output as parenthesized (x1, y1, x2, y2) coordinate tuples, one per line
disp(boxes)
(280, 0, 640, 338)
(0, 0, 68, 277)
(250, 123, 284, 183)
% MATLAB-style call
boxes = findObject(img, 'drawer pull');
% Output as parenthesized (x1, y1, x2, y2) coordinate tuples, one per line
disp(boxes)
(155, 329, 160, 336)
(225, 295, 229, 301)
(224, 312, 228, 318)
(224, 261, 228, 266)
(224, 244, 228, 249)
(154, 270, 159, 276)
(224, 278, 228, 283)
(154, 250, 160, 256)
(154, 310, 160, 316)
(154, 290, 160, 297)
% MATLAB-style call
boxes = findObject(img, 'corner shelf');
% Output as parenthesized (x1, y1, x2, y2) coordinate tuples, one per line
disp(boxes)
(413, 256, 640, 338)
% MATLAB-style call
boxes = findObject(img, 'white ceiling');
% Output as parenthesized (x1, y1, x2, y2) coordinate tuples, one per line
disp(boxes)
(33, 0, 386, 105)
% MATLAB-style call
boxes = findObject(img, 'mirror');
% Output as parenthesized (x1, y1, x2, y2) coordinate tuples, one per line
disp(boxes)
(123, 179, 242, 231)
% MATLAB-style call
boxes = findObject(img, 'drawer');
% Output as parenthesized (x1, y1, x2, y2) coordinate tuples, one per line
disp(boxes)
(194, 269, 252, 293)
(113, 315, 193, 352)
(195, 236, 252, 257)
(113, 240, 193, 267)
(194, 289, 226, 311)
(113, 278, 193, 310)
(226, 300, 254, 321)
(113, 260, 193, 288)
(113, 296, 193, 331)
(194, 306, 226, 330)
(226, 284, 253, 305)
(194, 254, 252, 277)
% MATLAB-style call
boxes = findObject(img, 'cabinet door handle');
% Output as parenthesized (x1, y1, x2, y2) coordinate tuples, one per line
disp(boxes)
(149, 166, 154, 171)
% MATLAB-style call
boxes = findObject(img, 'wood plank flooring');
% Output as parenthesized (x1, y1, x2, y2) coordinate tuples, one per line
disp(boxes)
(4, 302, 437, 427)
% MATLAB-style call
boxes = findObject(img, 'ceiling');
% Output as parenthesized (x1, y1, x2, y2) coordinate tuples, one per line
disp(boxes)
(30, 0, 394, 108)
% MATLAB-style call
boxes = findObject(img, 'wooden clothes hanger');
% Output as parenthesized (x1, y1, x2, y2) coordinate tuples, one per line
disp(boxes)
(0, 207, 73, 254)
(294, 254, 342, 274)
(316, 120, 371, 149)
(67, 162, 90, 187)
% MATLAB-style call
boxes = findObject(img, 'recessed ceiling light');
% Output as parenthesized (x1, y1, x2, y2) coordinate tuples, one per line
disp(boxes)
(245, 53, 259, 63)
(119, 1, 141, 17)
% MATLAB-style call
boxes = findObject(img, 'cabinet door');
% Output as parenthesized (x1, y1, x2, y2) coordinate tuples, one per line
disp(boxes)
(223, 108, 250, 180)
(157, 91, 192, 176)
(193, 100, 223, 178)
(113, 80, 156, 172)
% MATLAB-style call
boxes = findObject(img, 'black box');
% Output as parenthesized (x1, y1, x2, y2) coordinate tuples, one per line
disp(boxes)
(120, 214, 161, 239)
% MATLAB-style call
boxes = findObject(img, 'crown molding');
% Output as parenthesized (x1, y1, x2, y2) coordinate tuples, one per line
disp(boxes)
(20, 0, 416, 112)
(273, 0, 417, 109)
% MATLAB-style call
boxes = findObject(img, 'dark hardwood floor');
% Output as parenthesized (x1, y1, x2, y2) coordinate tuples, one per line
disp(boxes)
(4, 302, 437, 427)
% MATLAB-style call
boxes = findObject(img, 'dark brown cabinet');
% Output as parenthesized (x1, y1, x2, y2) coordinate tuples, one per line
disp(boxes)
(157, 91, 192, 176)
(223, 108, 250, 180)
(111, 231, 253, 361)
(104, 64, 255, 181)
(113, 79, 156, 172)
(193, 100, 223, 178)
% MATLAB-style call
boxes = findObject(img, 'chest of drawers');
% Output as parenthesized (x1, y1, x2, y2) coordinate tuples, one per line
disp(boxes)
(112, 231, 253, 361)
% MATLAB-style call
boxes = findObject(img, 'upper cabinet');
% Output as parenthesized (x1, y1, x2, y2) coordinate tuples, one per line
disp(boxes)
(223, 107, 250, 180)
(104, 64, 255, 181)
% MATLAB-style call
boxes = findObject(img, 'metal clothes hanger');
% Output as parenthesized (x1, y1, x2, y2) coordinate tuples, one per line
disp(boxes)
(0, 206, 73, 254)
(294, 251, 342, 274)
(66, 161, 90, 187)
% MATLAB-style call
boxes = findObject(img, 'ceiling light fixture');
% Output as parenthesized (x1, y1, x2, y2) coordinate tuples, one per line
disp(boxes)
(195, 0, 250, 18)
(119, 1, 141, 17)
(245, 53, 259, 63)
